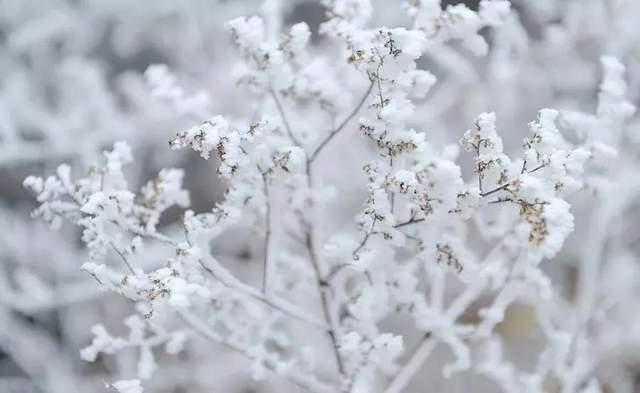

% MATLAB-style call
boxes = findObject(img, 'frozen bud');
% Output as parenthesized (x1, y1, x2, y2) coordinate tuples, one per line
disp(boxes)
(225, 16, 265, 53)
(170, 116, 228, 159)
(281, 23, 311, 59)
(271, 146, 307, 174)
(388, 170, 418, 193)
(479, 1, 511, 26)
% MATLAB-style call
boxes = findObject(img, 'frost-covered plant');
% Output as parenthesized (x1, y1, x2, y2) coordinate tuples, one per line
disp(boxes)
(14, 1, 640, 393)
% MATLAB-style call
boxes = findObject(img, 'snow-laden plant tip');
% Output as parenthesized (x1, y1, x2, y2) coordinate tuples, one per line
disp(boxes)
(18, 0, 640, 392)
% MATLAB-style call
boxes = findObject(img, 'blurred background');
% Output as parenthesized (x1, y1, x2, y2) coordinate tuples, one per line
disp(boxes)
(1, 0, 640, 392)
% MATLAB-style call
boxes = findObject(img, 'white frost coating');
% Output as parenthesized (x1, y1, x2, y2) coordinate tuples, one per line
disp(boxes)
(11, 2, 640, 393)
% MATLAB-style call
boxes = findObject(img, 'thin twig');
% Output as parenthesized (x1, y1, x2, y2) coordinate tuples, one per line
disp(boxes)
(383, 333, 437, 393)
(481, 164, 545, 198)
(301, 163, 346, 376)
(527, 163, 545, 173)
(304, 227, 346, 375)
(479, 183, 510, 198)
(352, 218, 377, 257)
(109, 242, 135, 274)
(393, 217, 425, 229)
(308, 81, 374, 163)
(325, 263, 373, 285)
(389, 156, 396, 214)
(475, 142, 484, 194)
(197, 258, 330, 331)
(261, 172, 272, 294)
(293, 79, 376, 378)
(270, 88, 302, 146)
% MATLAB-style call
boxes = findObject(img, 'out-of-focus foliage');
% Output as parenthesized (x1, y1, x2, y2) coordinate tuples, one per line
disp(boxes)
(3, 1, 640, 393)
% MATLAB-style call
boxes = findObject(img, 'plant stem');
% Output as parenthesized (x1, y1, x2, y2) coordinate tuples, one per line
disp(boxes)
(308, 81, 374, 163)
(261, 172, 272, 294)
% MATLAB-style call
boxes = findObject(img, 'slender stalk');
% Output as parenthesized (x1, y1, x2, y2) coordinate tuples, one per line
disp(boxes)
(270, 88, 302, 146)
(197, 258, 330, 331)
(475, 142, 484, 194)
(389, 155, 396, 214)
(301, 160, 346, 376)
(479, 163, 545, 198)
(383, 334, 437, 393)
(291, 83, 380, 373)
(393, 217, 425, 229)
(109, 242, 135, 274)
(304, 221, 346, 375)
(108, 238, 327, 333)
(297, 81, 379, 377)
(479, 182, 510, 198)
(261, 172, 272, 294)
(528, 163, 545, 174)
(352, 218, 377, 257)
(308, 81, 374, 163)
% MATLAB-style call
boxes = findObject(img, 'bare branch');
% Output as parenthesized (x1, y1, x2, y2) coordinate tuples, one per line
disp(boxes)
(304, 227, 346, 375)
(197, 258, 330, 331)
(261, 171, 272, 294)
(308, 81, 374, 163)
(479, 182, 510, 198)
(300, 162, 347, 376)
(383, 333, 437, 393)
(110, 242, 135, 274)
(269, 88, 302, 146)
(393, 217, 425, 229)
